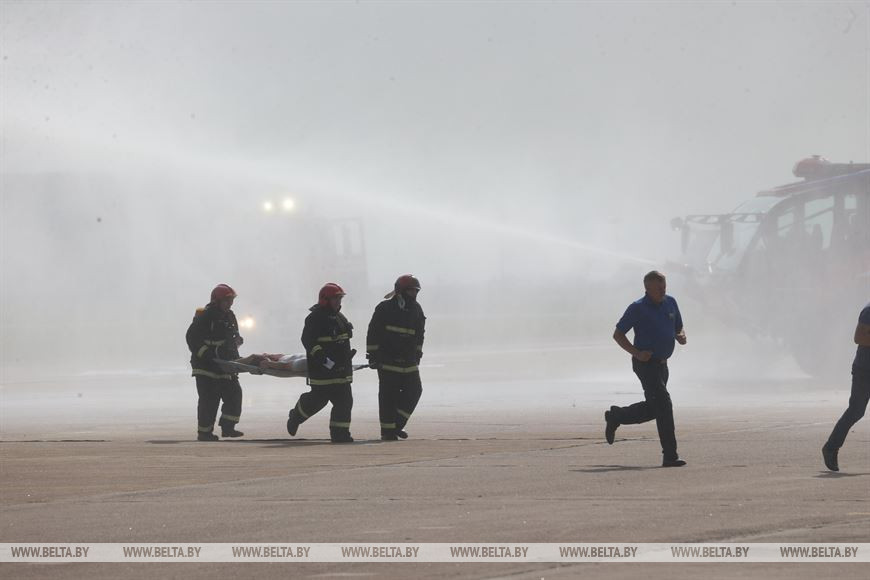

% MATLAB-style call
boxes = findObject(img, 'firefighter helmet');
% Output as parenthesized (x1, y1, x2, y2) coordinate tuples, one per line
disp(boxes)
(210, 284, 237, 303)
(318, 283, 346, 306)
(385, 275, 421, 299)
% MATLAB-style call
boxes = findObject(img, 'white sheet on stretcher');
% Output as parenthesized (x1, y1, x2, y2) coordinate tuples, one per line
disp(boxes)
(215, 355, 368, 378)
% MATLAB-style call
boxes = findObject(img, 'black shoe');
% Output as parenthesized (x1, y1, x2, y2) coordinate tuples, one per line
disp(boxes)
(396, 430, 409, 439)
(331, 433, 354, 443)
(381, 432, 399, 441)
(286, 411, 301, 436)
(822, 444, 839, 472)
(221, 428, 244, 438)
(662, 458, 687, 467)
(197, 432, 219, 441)
(604, 407, 619, 445)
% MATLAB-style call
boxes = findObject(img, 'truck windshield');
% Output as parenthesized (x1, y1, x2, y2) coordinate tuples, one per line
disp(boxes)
(703, 197, 782, 272)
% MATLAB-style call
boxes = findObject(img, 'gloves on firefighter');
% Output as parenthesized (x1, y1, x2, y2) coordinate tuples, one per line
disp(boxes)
(310, 348, 326, 366)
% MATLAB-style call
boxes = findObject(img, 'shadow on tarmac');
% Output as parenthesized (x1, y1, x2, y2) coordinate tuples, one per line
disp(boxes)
(571, 464, 659, 473)
(813, 471, 870, 479)
(146, 438, 389, 447)
(0, 439, 109, 443)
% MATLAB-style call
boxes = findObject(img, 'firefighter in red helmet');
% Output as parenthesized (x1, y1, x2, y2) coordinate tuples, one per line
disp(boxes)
(286, 283, 356, 443)
(185, 284, 245, 441)
(366, 275, 426, 440)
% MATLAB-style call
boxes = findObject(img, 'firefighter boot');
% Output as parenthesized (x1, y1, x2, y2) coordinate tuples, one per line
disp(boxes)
(197, 431, 219, 442)
(330, 428, 354, 443)
(286, 409, 302, 436)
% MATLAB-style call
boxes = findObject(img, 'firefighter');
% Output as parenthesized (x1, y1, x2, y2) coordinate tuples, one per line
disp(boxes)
(185, 284, 245, 441)
(286, 283, 356, 443)
(367, 275, 426, 441)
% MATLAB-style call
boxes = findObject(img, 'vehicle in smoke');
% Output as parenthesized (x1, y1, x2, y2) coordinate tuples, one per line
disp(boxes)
(0, 172, 372, 368)
(670, 156, 870, 377)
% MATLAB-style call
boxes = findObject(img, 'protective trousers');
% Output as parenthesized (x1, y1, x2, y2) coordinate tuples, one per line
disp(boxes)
(378, 369, 423, 435)
(612, 359, 678, 462)
(826, 367, 870, 449)
(195, 376, 242, 434)
(290, 384, 353, 438)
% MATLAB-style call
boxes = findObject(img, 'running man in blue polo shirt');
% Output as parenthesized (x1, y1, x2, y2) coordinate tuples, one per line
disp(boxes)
(605, 270, 688, 467)
(822, 302, 870, 471)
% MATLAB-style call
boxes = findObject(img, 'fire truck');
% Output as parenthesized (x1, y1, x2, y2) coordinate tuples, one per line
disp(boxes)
(670, 156, 870, 377)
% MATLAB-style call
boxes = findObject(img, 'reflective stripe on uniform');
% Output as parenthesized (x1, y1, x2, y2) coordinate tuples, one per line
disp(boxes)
(308, 376, 353, 386)
(296, 401, 309, 419)
(329, 421, 351, 428)
(316, 333, 350, 342)
(310, 345, 324, 355)
(397, 409, 411, 419)
(380, 364, 419, 373)
(220, 414, 240, 422)
(204, 339, 225, 346)
(385, 325, 415, 335)
(380, 422, 397, 429)
(192, 369, 233, 380)
(197, 424, 214, 432)
(367, 344, 379, 351)
(416, 344, 423, 351)
(196, 345, 209, 358)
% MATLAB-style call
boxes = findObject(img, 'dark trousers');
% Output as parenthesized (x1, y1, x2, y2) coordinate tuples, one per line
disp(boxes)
(377, 370, 423, 434)
(612, 359, 678, 461)
(291, 383, 353, 435)
(195, 375, 242, 433)
(826, 367, 870, 449)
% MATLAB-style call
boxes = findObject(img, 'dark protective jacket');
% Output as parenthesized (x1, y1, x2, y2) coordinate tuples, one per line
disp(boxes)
(186, 304, 242, 379)
(366, 295, 426, 373)
(301, 305, 355, 386)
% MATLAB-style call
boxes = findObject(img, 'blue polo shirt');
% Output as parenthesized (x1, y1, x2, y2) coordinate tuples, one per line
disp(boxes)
(616, 294, 683, 360)
(854, 303, 870, 371)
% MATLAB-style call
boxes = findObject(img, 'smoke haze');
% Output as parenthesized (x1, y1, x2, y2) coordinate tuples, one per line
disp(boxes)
(2, 1, 868, 380)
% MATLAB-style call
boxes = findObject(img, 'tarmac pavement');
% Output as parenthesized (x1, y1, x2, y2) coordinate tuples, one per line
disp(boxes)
(1, 344, 868, 578)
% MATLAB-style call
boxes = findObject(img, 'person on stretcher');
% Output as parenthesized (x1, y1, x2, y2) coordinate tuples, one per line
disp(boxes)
(235, 353, 307, 373)
(218, 353, 368, 377)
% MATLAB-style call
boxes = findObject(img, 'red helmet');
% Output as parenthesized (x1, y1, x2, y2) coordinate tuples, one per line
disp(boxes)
(210, 284, 237, 303)
(385, 275, 421, 299)
(396, 274, 421, 292)
(318, 283, 346, 307)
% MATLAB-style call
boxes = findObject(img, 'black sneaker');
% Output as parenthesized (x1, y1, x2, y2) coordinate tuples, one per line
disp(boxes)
(221, 428, 244, 438)
(396, 430, 409, 439)
(822, 443, 839, 472)
(286, 411, 301, 436)
(605, 407, 619, 445)
(197, 432, 219, 442)
(662, 458, 687, 467)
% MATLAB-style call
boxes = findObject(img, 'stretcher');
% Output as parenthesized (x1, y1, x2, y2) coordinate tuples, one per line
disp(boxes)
(214, 357, 370, 378)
